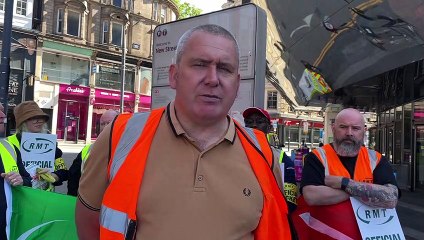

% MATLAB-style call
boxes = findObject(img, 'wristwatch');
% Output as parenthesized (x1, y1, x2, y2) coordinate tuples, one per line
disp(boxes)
(340, 177, 350, 191)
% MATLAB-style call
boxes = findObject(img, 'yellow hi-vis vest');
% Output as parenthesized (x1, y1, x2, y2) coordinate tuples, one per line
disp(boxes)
(6, 134, 19, 151)
(80, 144, 92, 172)
(0, 139, 18, 173)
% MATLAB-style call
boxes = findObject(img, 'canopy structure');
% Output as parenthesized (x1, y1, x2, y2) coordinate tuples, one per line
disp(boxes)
(264, 0, 424, 110)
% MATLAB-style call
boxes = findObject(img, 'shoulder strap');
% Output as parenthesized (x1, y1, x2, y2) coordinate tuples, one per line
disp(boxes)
(233, 120, 274, 169)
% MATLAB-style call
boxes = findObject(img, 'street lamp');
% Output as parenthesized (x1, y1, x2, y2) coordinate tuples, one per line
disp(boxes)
(120, 14, 129, 113)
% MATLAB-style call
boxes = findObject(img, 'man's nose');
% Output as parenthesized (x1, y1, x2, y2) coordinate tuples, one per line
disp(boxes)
(204, 66, 219, 86)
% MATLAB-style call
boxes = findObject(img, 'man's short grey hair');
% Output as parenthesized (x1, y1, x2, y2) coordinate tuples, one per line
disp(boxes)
(175, 24, 240, 65)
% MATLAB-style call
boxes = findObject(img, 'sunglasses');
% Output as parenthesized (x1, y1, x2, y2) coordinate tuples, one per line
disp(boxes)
(28, 117, 47, 124)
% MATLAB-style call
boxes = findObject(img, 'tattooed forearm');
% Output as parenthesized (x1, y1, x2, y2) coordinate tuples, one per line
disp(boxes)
(345, 181, 398, 208)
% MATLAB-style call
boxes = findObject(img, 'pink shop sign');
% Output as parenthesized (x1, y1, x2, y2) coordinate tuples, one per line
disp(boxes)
(95, 89, 135, 101)
(59, 84, 90, 97)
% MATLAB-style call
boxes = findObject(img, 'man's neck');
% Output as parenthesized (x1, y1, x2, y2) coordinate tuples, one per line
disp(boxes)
(174, 108, 229, 151)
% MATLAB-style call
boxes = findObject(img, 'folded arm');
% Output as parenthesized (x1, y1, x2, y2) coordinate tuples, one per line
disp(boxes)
(325, 175, 398, 209)
(345, 180, 398, 209)
(302, 185, 350, 206)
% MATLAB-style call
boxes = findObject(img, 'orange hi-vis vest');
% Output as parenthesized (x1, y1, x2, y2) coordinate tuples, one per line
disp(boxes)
(292, 144, 381, 240)
(99, 107, 292, 240)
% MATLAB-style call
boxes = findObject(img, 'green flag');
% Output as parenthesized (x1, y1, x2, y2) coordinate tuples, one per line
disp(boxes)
(7, 186, 78, 240)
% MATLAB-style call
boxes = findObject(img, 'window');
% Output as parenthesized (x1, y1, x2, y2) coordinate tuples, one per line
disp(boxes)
(0, 0, 5, 11)
(16, 0, 28, 16)
(152, 2, 159, 20)
(42, 53, 90, 86)
(171, 11, 176, 21)
(95, 66, 135, 92)
(57, 9, 64, 33)
(113, 0, 122, 7)
(102, 21, 109, 44)
(267, 91, 278, 109)
(111, 22, 123, 46)
(160, 5, 167, 23)
(67, 10, 81, 37)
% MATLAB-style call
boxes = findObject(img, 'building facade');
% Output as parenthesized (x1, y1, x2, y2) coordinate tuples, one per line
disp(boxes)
(29, 0, 178, 143)
(0, 0, 39, 135)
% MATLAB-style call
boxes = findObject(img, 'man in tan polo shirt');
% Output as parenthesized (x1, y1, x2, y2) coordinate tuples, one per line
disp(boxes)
(76, 24, 292, 240)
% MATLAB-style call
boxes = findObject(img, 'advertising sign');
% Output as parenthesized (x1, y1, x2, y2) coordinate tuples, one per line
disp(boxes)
(59, 84, 90, 97)
(152, 4, 267, 111)
(95, 89, 135, 101)
(350, 197, 405, 240)
(139, 67, 152, 96)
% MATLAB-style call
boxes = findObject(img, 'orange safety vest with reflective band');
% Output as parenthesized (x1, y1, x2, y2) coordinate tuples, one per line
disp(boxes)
(292, 144, 381, 240)
(100, 107, 292, 240)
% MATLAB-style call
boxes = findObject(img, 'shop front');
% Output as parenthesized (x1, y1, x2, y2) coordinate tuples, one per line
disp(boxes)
(57, 84, 89, 142)
(91, 88, 135, 139)
(281, 119, 324, 152)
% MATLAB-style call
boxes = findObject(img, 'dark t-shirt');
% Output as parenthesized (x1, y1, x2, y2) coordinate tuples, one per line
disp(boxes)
(67, 151, 82, 196)
(300, 145, 398, 193)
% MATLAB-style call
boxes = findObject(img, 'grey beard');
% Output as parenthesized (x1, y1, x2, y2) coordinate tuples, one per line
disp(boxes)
(334, 139, 363, 156)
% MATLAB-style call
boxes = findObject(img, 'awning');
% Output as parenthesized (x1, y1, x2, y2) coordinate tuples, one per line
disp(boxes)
(265, 0, 424, 108)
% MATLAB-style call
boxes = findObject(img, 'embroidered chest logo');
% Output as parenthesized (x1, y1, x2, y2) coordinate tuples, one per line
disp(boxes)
(243, 188, 251, 197)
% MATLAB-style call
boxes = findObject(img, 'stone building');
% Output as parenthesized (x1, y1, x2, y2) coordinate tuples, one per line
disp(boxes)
(31, 0, 178, 143)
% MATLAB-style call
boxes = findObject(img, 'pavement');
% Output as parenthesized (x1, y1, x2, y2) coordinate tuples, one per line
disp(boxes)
(397, 188, 424, 240)
(57, 143, 424, 240)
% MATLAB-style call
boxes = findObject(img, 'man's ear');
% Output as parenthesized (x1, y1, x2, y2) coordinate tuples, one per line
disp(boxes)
(169, 64, 178, 89)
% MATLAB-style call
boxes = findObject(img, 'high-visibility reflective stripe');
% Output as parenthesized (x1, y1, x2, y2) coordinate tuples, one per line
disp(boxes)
(316, 147, 329, 176)
(0, 139, 17, 173)
(101, 205, 130, 235)
(0, 139, 17, 160)
(6, 134, 19, 150)
(367, 149, 378, 171)
(242, 127, 261, 152)
(109, 112, 150, 181)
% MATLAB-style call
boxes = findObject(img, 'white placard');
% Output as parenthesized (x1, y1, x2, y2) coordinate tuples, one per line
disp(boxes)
(350, 197, 405, 240)
(20, 132, 56, 172)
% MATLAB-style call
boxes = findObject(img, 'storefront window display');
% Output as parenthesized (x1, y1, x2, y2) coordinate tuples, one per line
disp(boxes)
(95, 65, 135, 92)
(42, 53, 89, 86)
(57, 84, 89, 141)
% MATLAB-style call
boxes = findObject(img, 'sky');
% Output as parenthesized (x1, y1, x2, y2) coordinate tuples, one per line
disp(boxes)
(182, 0, 228, 13)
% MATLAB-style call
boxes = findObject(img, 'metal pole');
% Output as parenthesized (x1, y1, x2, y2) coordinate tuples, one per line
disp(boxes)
(120, 24, 127, 113)
(149, 1, 155, 58)
(0, 0, 15, 137)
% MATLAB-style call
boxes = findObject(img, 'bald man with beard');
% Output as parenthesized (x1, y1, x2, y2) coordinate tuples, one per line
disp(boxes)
(292, 108, 399, 240)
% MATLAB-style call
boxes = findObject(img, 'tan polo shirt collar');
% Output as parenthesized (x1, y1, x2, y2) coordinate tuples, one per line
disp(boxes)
(166, 102, 236, 144)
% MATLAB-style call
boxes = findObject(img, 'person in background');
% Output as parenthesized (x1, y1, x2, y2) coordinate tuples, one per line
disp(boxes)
(0, 103, 31, 239)
(67, 109, 118, 196)
(7, 101, 67, 191)
(243, 107, 298, 213)
(76, 24, 292, 240)
(292, 108, 399, 240)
